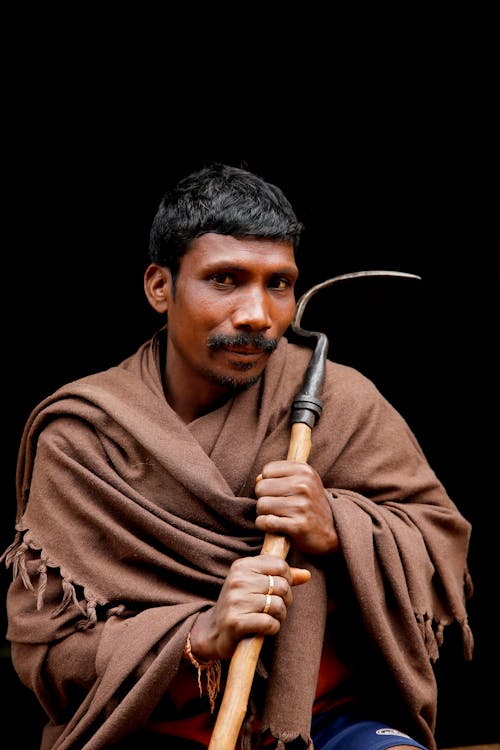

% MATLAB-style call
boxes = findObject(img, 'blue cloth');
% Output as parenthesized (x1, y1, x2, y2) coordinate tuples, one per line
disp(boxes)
(308, 707, 429, 749)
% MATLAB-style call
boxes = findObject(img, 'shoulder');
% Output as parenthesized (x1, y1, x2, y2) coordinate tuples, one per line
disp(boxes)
(324, 358, 382, 403)
(284, 339, 380, 402)
(27, 333, 162, 424)
(35, 413, 101, 459)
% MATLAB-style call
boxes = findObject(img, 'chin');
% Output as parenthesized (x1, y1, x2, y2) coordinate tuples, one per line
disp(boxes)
(211, 371, 262, 393)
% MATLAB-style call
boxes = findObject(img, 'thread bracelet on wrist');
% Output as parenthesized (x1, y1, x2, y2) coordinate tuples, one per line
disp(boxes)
(183, 630, 221, 712)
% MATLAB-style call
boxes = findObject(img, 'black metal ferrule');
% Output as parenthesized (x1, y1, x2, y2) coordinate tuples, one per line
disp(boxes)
(289, 331, 329, 428)
(290, 394, 323, 428)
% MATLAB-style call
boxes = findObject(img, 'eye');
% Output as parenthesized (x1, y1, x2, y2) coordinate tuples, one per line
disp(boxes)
(269, 275, 293, 290)
(210, 272, 235, 287)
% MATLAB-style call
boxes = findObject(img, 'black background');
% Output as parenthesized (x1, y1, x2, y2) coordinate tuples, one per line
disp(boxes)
(1, 15, 499, 749)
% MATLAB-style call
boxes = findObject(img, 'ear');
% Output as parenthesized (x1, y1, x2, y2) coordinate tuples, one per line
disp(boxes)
(144, 264, 172, 314)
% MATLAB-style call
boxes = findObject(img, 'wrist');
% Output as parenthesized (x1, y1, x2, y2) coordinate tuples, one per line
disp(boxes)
(183, 620, 221, 713)
(187, 609, 219, 662)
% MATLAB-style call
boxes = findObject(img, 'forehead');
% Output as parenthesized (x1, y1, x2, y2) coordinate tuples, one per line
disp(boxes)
(181, 233, 298, 274)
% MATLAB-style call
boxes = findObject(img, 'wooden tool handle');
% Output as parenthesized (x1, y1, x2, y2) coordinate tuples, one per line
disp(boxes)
(207, 422, 312, 750)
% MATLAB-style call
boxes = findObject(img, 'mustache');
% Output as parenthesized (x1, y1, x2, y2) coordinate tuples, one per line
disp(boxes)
(207, 333, 278, 353)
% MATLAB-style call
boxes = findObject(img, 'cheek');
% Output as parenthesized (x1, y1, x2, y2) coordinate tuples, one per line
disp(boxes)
(173, 294, 221, 335)
(276, 299, 296, 331)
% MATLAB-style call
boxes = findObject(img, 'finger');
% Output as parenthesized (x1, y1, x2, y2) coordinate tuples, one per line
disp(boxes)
(227, 557, 295, 605)
(255, 479, 299, 501)
(256, 494, 303, 516)
(245, 554, 296, 583)
(262, 592, 272, 614)
(259, 572, 294, 608)
(258, 460, 312, 480)
(259, 593, 287, 621)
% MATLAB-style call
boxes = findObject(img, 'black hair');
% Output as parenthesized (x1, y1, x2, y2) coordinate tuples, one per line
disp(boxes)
(148, 163, 304, 278)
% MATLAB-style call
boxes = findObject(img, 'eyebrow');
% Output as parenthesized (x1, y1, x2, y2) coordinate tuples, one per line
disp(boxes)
(206, 262, 298, 276)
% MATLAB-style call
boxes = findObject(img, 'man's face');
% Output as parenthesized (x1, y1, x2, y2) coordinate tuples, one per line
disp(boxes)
(165, 233, 298, 397)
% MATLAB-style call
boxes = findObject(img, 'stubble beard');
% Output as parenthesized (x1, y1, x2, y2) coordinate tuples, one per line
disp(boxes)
(204, 331, 279, 394)
(200, 364, 263, 394)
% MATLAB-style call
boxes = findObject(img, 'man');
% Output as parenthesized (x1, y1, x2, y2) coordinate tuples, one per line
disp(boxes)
(2, 163, 473, 749)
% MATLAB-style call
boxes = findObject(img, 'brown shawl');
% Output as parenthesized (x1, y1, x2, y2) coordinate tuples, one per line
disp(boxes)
(2, 331, 473, 749)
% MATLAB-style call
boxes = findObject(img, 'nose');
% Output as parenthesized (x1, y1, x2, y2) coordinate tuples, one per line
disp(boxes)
(231, 286, 272, 331)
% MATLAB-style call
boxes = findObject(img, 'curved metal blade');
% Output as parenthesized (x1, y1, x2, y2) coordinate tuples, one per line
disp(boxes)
(292, 270, 422, 330)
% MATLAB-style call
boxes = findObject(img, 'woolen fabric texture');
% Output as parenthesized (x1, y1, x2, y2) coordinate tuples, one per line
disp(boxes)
(2, 331, 473, 749)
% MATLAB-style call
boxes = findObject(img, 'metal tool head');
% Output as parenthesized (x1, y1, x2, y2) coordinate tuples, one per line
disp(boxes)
(289, 270, 422, 428)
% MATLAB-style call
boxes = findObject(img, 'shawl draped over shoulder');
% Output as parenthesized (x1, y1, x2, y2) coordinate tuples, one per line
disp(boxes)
(2, 331, 473, 749)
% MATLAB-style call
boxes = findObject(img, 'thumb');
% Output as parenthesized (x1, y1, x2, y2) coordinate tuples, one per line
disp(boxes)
(290, 567, 311, 586)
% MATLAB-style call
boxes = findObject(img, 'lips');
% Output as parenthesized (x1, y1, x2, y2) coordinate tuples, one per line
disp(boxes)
(224, 347, 262, 355)
(223, 347, 265, 361)
(220, 347, 268, 367)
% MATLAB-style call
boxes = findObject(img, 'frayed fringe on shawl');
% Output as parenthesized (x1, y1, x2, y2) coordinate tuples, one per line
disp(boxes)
(1, 529, 99, 631)
(415, 610, 474, 663)
(458, 616, 474, 661)
(267, 731, 313, 750)
(243, 719, 313, 750)
(241, 732, 313, 750)
(239, 697, 313, 749)
(415, 611, 440, 662)
(1, 530, 34, 592)
(273, 733, 313, 750)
